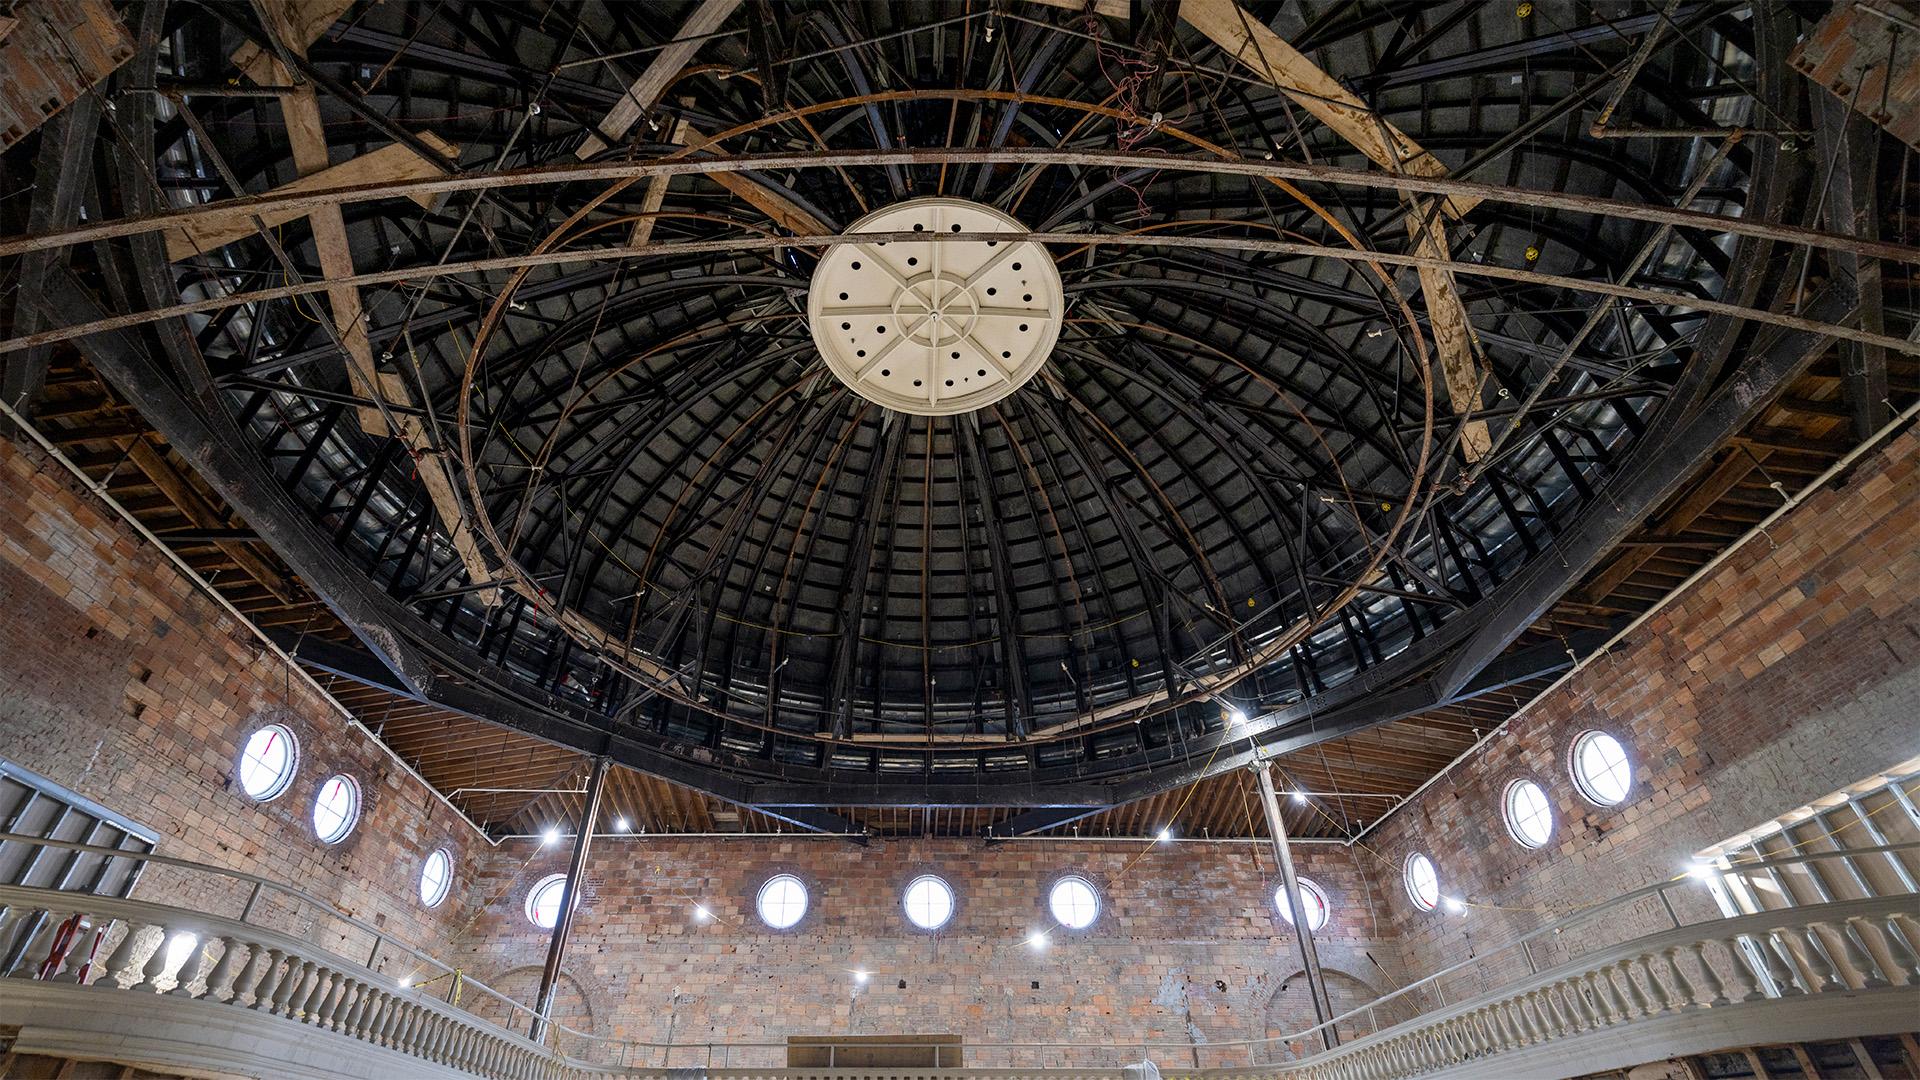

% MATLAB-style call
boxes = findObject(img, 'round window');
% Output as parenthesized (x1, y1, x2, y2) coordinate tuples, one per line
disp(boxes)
(525, 873, 571, 928)
(1274, 877, 1330, 931)
(1404, 853, 1439, 912)
(1048, 877, 1100, 930)
(419, 848, 453, 908)
(1571, 730, 1633, 805)
(903, 874, 955, 930)
(756, 873, 809, 929)
(237, 724, 298, 801)
(1504, 779, 1554, 848)
(311, 774, 361, 844)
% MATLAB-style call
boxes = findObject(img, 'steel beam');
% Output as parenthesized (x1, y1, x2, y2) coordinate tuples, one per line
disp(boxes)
(530, 754, 607, 1043)
(1255, 761, 1335, 1049)
(1430, 292, 1846, 699)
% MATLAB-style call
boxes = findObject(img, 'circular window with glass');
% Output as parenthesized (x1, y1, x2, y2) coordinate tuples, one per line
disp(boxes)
(1570, 730, 1633, 806)
(903, 874, 956, 931)
(311, 774, 361, 844)
(525, 873, 571, 928)
(1404, 853, 1440, 912)
(1048, 876, 1100, 930)
(1504, 778, 1555, 848)
(236, 724, 298, 801)
(419, 848, 453, 908)
(756, 873, 809, 930)
(1274, 877, 1330, 931)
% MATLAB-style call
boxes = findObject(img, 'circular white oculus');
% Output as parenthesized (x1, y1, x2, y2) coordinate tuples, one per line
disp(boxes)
(807, 197, 1063, 416)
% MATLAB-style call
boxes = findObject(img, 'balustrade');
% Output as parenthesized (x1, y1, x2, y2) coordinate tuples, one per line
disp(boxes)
(2, 843, 1917, 1080)
(0, 884, 566, 1080)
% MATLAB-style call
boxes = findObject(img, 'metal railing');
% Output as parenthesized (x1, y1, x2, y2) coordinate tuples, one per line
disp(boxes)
(0, 837, 1913, 1079)
(540, 843, 1920, 1072)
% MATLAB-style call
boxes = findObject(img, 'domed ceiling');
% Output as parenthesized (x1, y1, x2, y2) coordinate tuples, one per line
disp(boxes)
(3, 0, 1910, 823)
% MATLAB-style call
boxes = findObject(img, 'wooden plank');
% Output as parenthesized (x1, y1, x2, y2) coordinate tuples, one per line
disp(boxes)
(1169, 0, 1490, 457)
(576, 0, 742, 158)
(126, 437, 293, 605)
(680, 121, 829, 235)
(1176, 0, 1473, 213)
(1408, 213, 1490, 458)
(243, 0, 497, 601)
(163, 136, 457, 262)
(0, 0, 135, 151)
(232, 0, 352, 87)
(1578, 447, 1770, 604)
(1030, 0, 1129, 17)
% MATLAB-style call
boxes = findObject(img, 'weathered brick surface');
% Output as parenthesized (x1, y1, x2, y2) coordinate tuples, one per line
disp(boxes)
(456, 837, 1406, 1064)
(1363, 430, 1920, 992)
(0, 435, 476, 961)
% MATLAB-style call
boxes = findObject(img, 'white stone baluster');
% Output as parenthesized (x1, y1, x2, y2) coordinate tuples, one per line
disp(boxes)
(1501, 998, 1530, 1045)
(339, 981, 371, 1036)
(166, 934, 212, 996)
(99, 922, 148, 989)
(319, 970, 352, 1028)
(356, 989, 390, 1042)
(394, 1000, 422, 1052)
(1799, 927, 1844, 991)
(196, 938, 242, 1001)
(1689, 942, 1730, 1006)
(10, 914, 64, 980)
(332, 979, 363, 1033)
(1762, 931, 1805, 995)
(1565, 978, 1598, 1031)
(247, 948, 286, 1010)
(1721, 938, 1764, 1001)
(1834, 918, 1889, 988)
(1614, 960, 1651, 1017)
(448, 1024, 471, 1070)
(1635, 955, 1674, 1014)
(427, 1013, 452, 1063)
(271, 957, 311, 1016)
(1881, 915, 1920, 985)
(297, 965, 332, 1021)
(1590, 969, 1627, 1024)
(1544, 983, 1576, 1033)
(376, 991, 404, 1047)
(132, 925, 178, 991)
(234, 944, 274, 1006)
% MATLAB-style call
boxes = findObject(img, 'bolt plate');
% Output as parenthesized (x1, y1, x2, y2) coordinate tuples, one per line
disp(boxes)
(807, 198, 1063, 416)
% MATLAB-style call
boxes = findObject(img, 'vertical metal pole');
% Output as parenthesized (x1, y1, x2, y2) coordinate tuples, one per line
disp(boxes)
(531, 755, 609, 1043)
(1253, 761, 1337, 1049)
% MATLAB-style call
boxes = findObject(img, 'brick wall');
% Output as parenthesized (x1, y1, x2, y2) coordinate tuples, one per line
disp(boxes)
(1361, 429, 1920, 993)
(0, 434, 480, 962)
(453, 835, 1405, 1065)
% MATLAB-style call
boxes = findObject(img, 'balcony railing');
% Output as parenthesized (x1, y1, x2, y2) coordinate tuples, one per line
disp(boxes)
(0, 838, 1914, 1080)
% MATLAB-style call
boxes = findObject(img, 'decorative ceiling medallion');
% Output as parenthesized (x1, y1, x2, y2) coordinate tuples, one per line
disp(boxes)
(807, 197, 1063, 416)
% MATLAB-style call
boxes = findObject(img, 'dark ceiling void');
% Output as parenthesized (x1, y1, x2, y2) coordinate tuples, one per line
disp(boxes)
(1, 0, 1913, 837)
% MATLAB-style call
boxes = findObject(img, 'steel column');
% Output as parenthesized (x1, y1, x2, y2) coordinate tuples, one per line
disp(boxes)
(1253, 761, 1337, 1050)
(531, 754, 609, 1043)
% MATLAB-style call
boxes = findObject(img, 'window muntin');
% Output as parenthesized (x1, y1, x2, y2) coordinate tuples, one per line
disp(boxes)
(903, 874, 955, 930)
(1274, 877, 1330, 931)
(419, 848, 453, 908)
(526, 873, 570, 928)
(1571, 731, 1633, 805)
(1404, 853, 1440, 912)
(756, 873, 809, 929)
(311, 774, 361, 844)
(1048, 876, 1099, 930)
(237, 725, 298, 801)
(1504, 779, 1554, 848)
